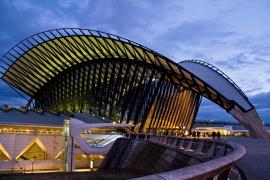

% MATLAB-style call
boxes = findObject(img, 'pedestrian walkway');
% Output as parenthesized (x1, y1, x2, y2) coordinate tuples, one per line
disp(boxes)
(226, 137, 270, 180)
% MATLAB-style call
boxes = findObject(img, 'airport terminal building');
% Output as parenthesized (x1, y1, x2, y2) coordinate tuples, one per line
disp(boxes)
(0, 28, 268, 172)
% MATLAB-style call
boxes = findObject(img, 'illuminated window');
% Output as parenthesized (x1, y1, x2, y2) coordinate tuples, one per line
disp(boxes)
(18, 142, 47, 160)
(0, 144, 11, 160)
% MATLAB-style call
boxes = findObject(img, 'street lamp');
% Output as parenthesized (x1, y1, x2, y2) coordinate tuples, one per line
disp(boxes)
(31, 159, 34, 173)
(31, 156, 37, 173)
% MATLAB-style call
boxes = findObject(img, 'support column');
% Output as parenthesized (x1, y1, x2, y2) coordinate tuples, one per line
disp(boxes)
(63, 120, 74, 172)
(229, 106, 269, 138)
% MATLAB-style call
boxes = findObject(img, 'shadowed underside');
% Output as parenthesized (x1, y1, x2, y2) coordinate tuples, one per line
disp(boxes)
(0, 28, 268, 137)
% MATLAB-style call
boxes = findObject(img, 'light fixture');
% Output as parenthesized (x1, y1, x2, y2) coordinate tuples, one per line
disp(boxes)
(90, 160, 94, 169)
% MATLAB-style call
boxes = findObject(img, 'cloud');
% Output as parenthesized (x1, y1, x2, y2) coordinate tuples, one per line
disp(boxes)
(250, 92, 270, 109)
(197, 91, 270, 123)
(57, 0, 91, 9)
(0, 81, 27, 106)
(0, 0, 269, 122)
(197, 98, 235, 122)
(160, 21, 234, 45)
(249, 92, 270, 122)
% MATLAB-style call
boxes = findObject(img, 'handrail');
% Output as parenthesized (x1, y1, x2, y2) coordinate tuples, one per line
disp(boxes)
(91, 134, 123, 148)
(126, 134, 246, 180)
(134, 142, 245, 180)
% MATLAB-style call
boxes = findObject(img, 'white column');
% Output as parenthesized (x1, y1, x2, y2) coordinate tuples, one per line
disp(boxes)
(63, 119, 74, 172)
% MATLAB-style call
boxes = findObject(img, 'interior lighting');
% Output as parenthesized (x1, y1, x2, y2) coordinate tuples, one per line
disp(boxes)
(90, 160, 94, 170)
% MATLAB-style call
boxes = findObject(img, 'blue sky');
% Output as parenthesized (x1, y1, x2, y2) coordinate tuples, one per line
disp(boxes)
(0, 0, 269, 123)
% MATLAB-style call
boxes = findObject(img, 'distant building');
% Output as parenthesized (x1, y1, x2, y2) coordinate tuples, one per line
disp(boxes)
(193, 120, 270, 137)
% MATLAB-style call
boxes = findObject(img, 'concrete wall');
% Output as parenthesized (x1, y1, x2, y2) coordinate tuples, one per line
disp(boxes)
(101, 138, 202, 176)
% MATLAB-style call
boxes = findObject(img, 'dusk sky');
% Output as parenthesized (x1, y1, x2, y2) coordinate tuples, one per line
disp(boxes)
(0, 0, 269, 123)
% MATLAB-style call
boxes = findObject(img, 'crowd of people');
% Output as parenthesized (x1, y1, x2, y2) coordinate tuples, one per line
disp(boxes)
(212, 131, 221, 140)
(191, 130, 221, 140)
(147, 128, 222, 140)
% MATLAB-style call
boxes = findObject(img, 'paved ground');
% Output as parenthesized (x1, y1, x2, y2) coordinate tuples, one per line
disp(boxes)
(225, 137, 270, 180)
(0, 170, 142, 180)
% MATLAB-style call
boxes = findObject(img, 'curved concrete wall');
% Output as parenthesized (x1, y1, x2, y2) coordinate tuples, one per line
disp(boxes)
(100, 134, 246, 180)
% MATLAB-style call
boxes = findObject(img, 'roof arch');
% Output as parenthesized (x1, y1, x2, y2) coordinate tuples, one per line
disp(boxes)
(0, 28, 182, 95)
(179, 60, 253, 111)
(0, 28, 233, 110)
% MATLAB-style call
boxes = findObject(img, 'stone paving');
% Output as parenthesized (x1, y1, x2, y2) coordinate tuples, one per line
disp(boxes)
(226, 137, 270, 180)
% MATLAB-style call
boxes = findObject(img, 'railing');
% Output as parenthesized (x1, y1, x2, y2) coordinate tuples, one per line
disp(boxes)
(126, 134, 246, 180)
(90, 134, 123, 148)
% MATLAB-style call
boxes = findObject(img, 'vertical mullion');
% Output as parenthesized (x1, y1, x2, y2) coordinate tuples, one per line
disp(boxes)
(120, 63, 139, 122)
(80, 65, 87, 112)
(100, 61, 109, 116)
(97, 61, 104, 115)
(183, 91, 196, 129)
(72, 69, 76, 112)
(158, 82, 171, 129)
(116, 62, 131, 122)
(184, 91, 198, 131)
(109, 61, 124, 118)
(93, 63, 101, 114)
(163, 85, 177, 128)
(63, 72, 68, 112)
(148, 81, 165, 130)
(165, 87, 179, 128)
(177, 90, 190, 129)
(174, 90, 187, 129)
(188, 95, 202, 131)
(102, 61, 114, 117)
(107, 61, 118, 118)
(69, 70, 73, 112)
(133, 68, 156, 124)
(126, 65, 148, 123)
(85, 63, 92, 112)
(160, 84, 174, 129)
(89, 62, 97, 113)
(181, 90, 193, 129)
(139, 73, 164, 132)
(155, 82, 170, 129)
(76, 66, 81, 112)
(170, 87, 182, 129)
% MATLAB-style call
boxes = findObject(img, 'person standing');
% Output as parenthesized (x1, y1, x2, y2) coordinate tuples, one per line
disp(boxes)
(196, 131, 200, 139)
(212, 131, 216, 139)
(217, 131, 221, 140)
(192, 131, 196, 139)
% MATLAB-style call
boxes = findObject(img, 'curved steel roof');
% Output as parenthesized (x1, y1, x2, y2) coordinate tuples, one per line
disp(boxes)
(0, 28, 236, 111)
(0, 105, 109, 126)
(180, 60, 253, 111)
